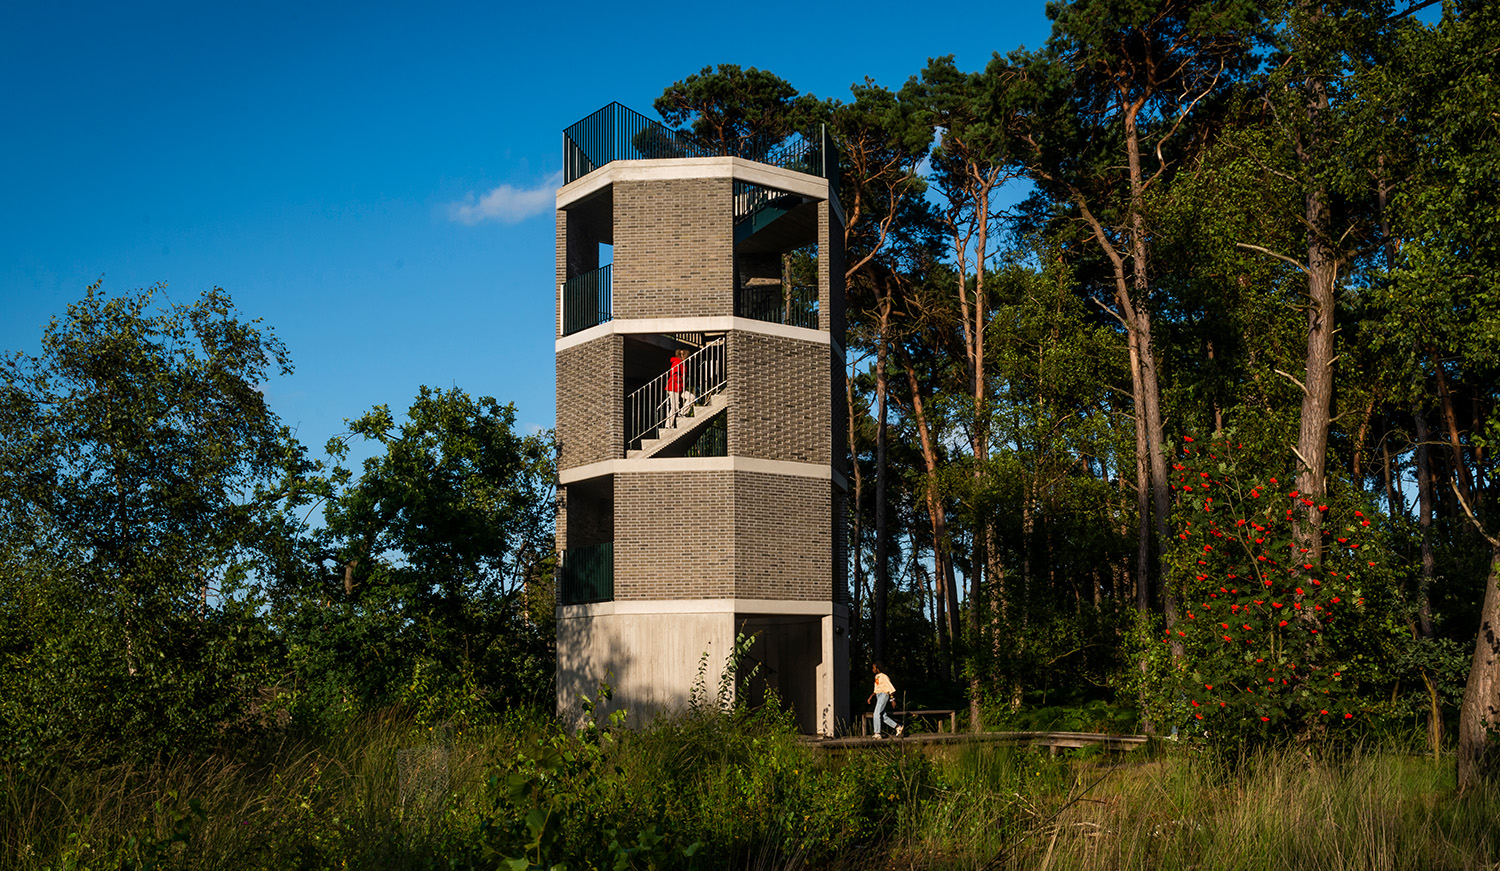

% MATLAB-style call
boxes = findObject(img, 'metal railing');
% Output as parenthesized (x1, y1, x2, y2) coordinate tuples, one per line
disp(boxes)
(559, 542, 613, 605)
(564, 103, 707, 184)
(682, 413, 727, 458)
(561, 264, 612, 335)
(736, 282, 819, 330)
(763, 125, 840, 199)
(563, 103, 840, 193)
(733, 181, 802, 224)
(625, 338, 727, 450)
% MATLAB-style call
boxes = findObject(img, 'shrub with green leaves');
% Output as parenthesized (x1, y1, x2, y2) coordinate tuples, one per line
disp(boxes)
(1162, 433, 1397, 746)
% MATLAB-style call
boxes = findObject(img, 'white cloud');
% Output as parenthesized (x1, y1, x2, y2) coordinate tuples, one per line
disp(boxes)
(448, 170, 564, 225)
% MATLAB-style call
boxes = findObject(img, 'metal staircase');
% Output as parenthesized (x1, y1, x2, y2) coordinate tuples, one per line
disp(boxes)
(627, 391, 730, 459)
(625, 338, 727, 455)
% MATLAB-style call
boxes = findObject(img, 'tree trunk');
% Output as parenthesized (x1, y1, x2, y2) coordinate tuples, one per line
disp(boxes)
(1458, 543, 1500, 792)
(897, 347, 959, 671)
(1435, 360, 1476, 506)
(846, 374, 865, 656)
(1414, 405, 1436, 638)
(1292, 0, 1340, 560)
(872, 294, 891, 662)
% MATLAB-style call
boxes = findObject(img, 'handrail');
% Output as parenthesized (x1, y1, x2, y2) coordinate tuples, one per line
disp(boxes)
(736, 282, 818, 330)
(625, 339, 727, 449)
(733, 181, 802, 224)
(564, 103, 707, 184)
(561, 264, 612, 335)
(563, 103, 840, 191)
(559, 543, 613, 605)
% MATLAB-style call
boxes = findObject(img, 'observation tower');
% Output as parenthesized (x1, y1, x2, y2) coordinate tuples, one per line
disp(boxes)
(552, 103, 849, 734)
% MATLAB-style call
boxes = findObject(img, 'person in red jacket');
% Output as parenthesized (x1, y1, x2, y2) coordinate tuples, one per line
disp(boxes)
(665, 354, 684, 427)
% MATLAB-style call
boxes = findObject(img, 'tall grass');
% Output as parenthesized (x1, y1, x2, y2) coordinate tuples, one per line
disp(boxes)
(4, 712, 1497, 870)
(901, 745, 1500, 870)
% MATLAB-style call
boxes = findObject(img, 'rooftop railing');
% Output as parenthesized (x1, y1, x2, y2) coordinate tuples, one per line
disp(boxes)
(563, 103, 840, 197)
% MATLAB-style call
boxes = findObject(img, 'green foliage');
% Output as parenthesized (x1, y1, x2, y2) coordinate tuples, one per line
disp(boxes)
(0, 282, 305, 764)
(653, 64, 817, 158)
(1159, 431, 1419, 747)
(276, 386, 557, 729)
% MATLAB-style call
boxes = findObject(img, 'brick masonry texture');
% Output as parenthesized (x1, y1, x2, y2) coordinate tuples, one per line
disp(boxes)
(565, 490, 613, 549)
(613, 178, 735, 319)
(733, 471, 832, 601)
(614, 471, 737, 599)
(832, 492, 850, 602)
(611, 470, 833, 601)
(727, 331, 831, 465)
(556, 335, 623, 470)
(817, 199, 847, 338)
(830, 345, 848, 482)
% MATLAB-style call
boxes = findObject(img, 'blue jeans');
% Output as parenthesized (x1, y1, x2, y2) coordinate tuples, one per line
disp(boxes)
(873, 692, 899, 735)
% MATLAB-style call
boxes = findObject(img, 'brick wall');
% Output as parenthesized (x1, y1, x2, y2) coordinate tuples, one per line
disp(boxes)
(727, 332, 831, 465)
(556, 335, 623, 470)
(612, 178, 735, 319)
(818, 198, 847, 339)
(832, 491, 849, 602)
(613, 469, 833, 602)
(565, 484, 614, 548)
(830, 344, 847, 483)
(613, 471, 736, 599)
(733, 472, 832, 601)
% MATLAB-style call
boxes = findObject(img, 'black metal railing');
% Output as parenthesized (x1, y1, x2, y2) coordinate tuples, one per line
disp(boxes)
(559, 542, 613, 605)
(736, 282, 819, 330)
(563, 103, 841, 194)
(561, 264, 612, 335)
(564, 103, 707, 184)
(732, 181, 802, 224)
(763, 125, 840, 199)
(683, 413, 727, 458)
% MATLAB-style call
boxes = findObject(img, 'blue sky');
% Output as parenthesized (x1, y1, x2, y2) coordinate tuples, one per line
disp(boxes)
(1, 0, 1054, 461)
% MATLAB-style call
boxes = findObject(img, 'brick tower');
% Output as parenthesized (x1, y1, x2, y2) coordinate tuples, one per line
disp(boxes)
(553, 103, 849, 735)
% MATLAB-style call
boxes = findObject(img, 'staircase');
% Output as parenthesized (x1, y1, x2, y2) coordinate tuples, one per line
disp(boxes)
(627, 391, 730, 459)
(625, 338, 727, 455)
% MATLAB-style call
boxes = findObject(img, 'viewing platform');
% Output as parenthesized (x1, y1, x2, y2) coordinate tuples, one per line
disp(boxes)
(562, 101, 839, 192)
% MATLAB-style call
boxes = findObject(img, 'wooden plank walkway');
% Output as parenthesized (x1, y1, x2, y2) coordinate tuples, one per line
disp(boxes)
(811, 730, 1151, 753)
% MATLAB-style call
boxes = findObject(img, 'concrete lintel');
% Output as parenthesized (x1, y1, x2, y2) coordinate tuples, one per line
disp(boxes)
(559, 455, 833, 485)
(557, 157, 833, 209)
(556, 315, 831, 352)
(558, 598, 837, 619)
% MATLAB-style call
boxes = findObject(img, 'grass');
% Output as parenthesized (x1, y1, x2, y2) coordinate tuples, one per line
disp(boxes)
(3, 710, 1498, 870)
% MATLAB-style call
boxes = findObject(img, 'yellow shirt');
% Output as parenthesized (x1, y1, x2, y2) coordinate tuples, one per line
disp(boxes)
(873, 672, 895, 695)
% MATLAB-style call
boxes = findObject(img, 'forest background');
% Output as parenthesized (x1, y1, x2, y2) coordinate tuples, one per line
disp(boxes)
(4, 0, 1500, 849)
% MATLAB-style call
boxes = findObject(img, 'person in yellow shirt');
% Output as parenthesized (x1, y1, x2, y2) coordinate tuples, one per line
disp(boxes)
(867, 661, 904, 738)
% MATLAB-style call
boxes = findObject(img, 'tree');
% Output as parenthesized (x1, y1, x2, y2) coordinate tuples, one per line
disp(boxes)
(654, 64, 816, 158)
(0, 282, 307, 761)
(1360, 0, 1500, 791)
(1003, 0, 1264, 656)
(279, 387, 557, 723)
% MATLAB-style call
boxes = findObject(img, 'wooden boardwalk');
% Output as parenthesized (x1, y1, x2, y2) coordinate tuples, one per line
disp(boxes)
(811, 730, 1152, 753)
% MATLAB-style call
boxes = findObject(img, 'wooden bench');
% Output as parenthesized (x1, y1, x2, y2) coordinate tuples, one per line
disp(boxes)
(860, 708, 958, 736)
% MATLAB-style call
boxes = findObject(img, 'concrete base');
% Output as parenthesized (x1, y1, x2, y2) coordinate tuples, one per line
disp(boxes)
(557, 599, 849, 735)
